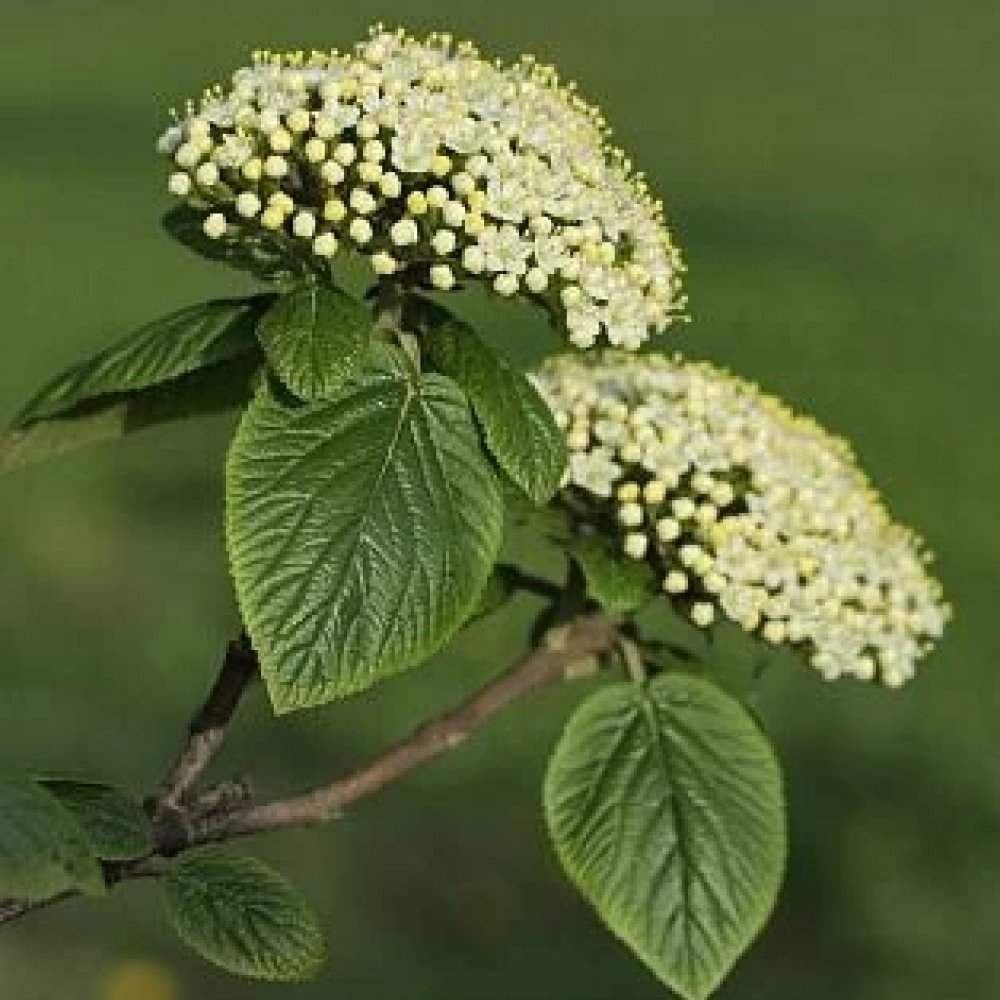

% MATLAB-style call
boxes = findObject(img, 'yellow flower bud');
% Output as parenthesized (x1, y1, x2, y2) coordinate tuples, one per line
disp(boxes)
(406, 191, 428, 215)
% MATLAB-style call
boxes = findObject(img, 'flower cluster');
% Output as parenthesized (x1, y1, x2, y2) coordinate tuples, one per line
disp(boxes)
(532, 353, 950, 686)
(157, 26, 686, 350)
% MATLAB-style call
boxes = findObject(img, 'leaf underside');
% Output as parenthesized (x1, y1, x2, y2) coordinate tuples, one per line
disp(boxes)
(164, 848, 325, 981)
(40, 779, 154, 862)
(0, 779, 104, 901)
(14, 295, 272, 427)
(545, 676, 786, 1000)
(418, 304, 567, 505)
(0, 353, 262, 473)
(226, 349, 504, 712)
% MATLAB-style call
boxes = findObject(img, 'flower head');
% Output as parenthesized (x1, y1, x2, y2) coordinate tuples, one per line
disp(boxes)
(158, 26, 686, 349)
(532, 353, 951, 687)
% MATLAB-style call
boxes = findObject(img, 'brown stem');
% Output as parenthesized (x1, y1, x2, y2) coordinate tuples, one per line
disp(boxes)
(0, 612, 618, 928)
(154, 633, 258, 816)
(192, 611, 618, 844)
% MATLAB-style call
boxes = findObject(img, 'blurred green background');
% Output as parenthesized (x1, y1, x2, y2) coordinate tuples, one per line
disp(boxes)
(2, 1, 997, 998)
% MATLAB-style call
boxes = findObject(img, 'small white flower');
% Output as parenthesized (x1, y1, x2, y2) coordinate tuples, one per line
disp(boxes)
(493, 273, 519, 297)
(624, 533, 649, 560)
(235, 192, 262, 218)
(525, 268, 549, 294)
(292, 211, 317, 239)
(390, 218, 419, 247)
(175, 141, 203, 169)
(349, 217, 374, 244)
(168, 172, 192, 197)
(431, 229, 457, 255)
(202, 213, 227, 240)
(304, 138, 327, 163)
(195, 162, 220, 187)
(618, 502, 643, 528)
(379, 172, 402, 198)
(462, 246, 486, 273)
(334, 142, 357, 166)
(371, 251, 398, 275)
(269, 127, 293, 153)
(320, 160, 346, 185)
(363, 139, 386, 162)
(287, 107, 312, 133)
(442, 201, 466, 228)
(349, 188, 377, 215)
(430, 264, 456, 290)
(264, 154, 288, 178)
(480, 225, 531, 276)
(313, 232, 339, 258)
(691, 603, 715, 628)
(426, 185, 449, 210)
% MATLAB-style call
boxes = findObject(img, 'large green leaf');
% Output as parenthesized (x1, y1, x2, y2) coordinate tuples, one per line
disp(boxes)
(257, 284, 372, 401)
(13, 296, 271, 428)
(415, 301, 566, 504)
(226, 349, 504, 712)
(40, 780, 153, 862)
(544, 676, 786, 1000)
(0, 780, 104, 900)
(569, 535, 659, 614)
(0, 353, 262, 473)
(164, 848, 325, 981)
(163, 206, 305, 284)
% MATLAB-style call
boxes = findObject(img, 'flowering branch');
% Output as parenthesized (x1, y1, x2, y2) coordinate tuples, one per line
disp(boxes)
(0, 611, 618, 928)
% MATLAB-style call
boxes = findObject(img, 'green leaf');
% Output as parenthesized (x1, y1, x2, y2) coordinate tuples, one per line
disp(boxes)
(13, 296, 271, 428)
(226, 350, 504, 711)
(569, 535, 658, 614)
(162, 206, 305, 284)
(40, 780, 153, 862)
(164, 848, 325, 981)
(257, 284, 373, 401)
(0, 780, 104, 900)
(544, 675, 786, 1000)
(1, 353, 262, 473)
(415, 302, 566, 504)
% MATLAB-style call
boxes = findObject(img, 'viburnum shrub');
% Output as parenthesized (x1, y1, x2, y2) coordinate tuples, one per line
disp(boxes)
(0, 26, 948, 999)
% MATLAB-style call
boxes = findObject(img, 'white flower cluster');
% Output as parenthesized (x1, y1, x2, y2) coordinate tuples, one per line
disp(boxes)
(157, 26, 686, 350)
(532, 353, 950, 687)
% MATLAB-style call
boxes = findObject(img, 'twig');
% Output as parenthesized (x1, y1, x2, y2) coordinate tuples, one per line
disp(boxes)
(0, 612, 617, 927)
(154, 633, 258, 815)
(191, 611, 617, 843)
(498, 563, 562, 602)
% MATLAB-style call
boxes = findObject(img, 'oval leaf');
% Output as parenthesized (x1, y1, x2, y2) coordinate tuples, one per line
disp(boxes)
(0, 779, 104, 900)
(569, 535, 658, 614)
(1, 354, 262, 474)
(164, 848, 325, 981)
(13, 296, 272, 428)
(545, 676, 786, 1000)
(40, 780, 153, 862)
(257, 284, 372, 401)
(417, 304, 566, 504)
(226, 351, 503, 711)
